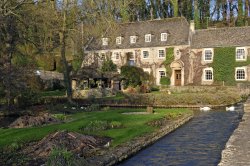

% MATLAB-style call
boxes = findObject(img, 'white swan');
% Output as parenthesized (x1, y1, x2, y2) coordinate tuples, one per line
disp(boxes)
(200, 106, 211, 111)
(226, 106, 235, 111)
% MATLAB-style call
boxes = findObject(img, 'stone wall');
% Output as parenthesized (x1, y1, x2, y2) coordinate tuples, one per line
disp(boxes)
(86, 113, 193, 166)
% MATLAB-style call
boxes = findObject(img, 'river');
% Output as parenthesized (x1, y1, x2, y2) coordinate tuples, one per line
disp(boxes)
(120, 105, 243, 166)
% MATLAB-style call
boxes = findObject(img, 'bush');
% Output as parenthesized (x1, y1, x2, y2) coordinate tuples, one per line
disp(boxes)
(160, 77, 170, 85)
(15, 89, 40, 108)
(109, 121, 123, 129)
(101, 59, 117, 72)
(80, 120, 109, 132)
(52, 114, 67, 121)
(150, 86, 160, 92)
(85, 104, 100, 112)
(121, 65, 149, 88)
(47, 147, 74, 166)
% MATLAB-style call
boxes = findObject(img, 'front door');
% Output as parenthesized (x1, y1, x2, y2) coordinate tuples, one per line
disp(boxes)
(175, 70, 181, 86)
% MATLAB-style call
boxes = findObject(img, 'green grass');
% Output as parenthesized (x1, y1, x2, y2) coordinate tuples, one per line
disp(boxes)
(39, 90, 66, 97)
(0, 108, 192, 148)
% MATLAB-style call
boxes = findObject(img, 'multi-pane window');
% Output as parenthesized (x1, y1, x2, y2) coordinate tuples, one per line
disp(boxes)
(235, 67, 246, 80)
(159, 71, 166, 78)
(102, 38, 108, 46)
(161, 33, 168, 41)
(236, 48, 246, 60)
(142, 51, 149, 58)
(130, 36, 137, 44)
(116, 37, 122, 45)
(113, 52, 120, 60)
(145, 34, 151, 42)
(203, 68, 213, 81)
(158, 50, 165, 58)
(204, 49, 213, 61)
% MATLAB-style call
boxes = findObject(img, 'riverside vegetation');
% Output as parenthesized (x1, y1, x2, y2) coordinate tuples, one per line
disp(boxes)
(0, 107, 192, 165)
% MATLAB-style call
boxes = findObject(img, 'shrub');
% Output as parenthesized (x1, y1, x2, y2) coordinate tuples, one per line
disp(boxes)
(101, 59, 117, 72)
(102, 106, 110, 111)
(109, 121, 123, 129)
(47, 147, 74, 166)
(80, 120, 109, 132)
(160, 77, 170, 85)
(150, 86, 160, 92)
(85, 104, 100, 112)
(52, 114, 67, 121)
(121, 65, 149, 88)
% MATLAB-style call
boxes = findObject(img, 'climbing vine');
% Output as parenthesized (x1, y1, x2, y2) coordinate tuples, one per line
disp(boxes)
(210, 47, 250, 86)
(162, 47, 174, 85)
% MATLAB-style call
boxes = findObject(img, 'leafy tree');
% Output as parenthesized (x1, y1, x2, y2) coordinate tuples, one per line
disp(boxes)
(120, 65, 149, 88)
(101, 59, 117, 72)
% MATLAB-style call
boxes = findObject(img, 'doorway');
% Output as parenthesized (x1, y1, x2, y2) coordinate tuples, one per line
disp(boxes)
(175, 70, 182, 86)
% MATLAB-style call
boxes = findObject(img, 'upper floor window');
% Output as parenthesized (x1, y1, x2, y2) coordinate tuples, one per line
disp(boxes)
(236, 47, 246, 61)
(161, 33, 168, 41)
(102, 38, 108, 46)
(203, 49, 213, 62)
(235, 67, 247, 80)
(158, 49, 165, 58)
(130, 36, 137, 44)
(203, 68, 213, 81)
(116, 37, 122, 45)
(145, 34, 151, 42)
(142, 51, 149, 59)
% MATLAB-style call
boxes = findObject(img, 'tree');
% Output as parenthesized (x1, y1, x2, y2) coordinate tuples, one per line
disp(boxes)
(101, 59, 117, 72)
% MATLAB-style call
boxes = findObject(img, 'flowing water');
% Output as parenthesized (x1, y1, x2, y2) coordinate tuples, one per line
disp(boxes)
(120, 105, 243, 166)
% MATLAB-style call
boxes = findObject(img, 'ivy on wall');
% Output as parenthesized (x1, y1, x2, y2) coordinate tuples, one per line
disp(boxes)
(210, 47, 250, 86)
(164, 47, 174, 75)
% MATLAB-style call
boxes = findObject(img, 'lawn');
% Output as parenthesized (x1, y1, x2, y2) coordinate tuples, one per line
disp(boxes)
(0, 108, 192, 148)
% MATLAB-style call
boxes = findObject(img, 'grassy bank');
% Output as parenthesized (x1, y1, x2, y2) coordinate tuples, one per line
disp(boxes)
(0, 108, 192, 148)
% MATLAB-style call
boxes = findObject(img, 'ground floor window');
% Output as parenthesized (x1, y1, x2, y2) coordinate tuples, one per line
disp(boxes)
(159, 71, 166, 78)
(235, 67, 247, 80)
(203, 68, 213, 81)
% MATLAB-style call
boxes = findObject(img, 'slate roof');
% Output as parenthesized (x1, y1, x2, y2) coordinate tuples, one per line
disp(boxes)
(86, 17, 190, 51)
(191, 26, 250, 48)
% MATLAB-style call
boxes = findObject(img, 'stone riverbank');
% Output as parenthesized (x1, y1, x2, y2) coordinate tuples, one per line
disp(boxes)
(85, 112, 193, 166)
(219, 97, 250, 166)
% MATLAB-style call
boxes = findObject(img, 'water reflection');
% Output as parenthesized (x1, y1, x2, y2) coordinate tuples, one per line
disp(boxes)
(120, 106, 243, 166)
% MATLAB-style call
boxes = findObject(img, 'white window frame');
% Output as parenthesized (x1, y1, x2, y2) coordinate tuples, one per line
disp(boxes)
(235, 67, 247, 81)
(102, 38, 108, 46)
(142, 50, 149, 59)
(116, 36, 122, 45)
(236, 47, 247, 61)
(130, 36, 137, 44)
(161, 33, 168, 41)
(145, 34, 151, 42)
(203, 48, 213, 62)
(159, 70, 166, 78)
(158, 49, 165, 58)
(203, 68, 213, 81)
(113, 52, 120, 60)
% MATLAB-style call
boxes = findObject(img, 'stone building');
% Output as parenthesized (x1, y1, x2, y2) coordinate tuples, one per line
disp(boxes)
(83, 17, 250, 86)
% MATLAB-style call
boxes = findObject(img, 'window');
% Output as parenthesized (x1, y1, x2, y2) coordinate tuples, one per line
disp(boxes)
(159, 71, 166, 78)
(116, 37, 122, 45)
(130, 36, 137, 44)
(145, 34, 151, 42)
(204, 49, 213, 62)
(235, 67, 247, 80)
(142, 51, 149, 59)
(203, 68, 213, 81)
(161, 33, 168, 41)
(236, 47, 246, 61)
(113, 52, 120, 60)
(102, 38, 108, 46)
(158, 50, 165, 58)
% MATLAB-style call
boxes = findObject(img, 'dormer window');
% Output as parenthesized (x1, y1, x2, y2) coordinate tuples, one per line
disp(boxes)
(116, 36, 122, 45)
(102, 38, 108, 46)
(130, 36, 137, 44)
(161, 33, 168, 41)
(145, 34, 151, 42)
